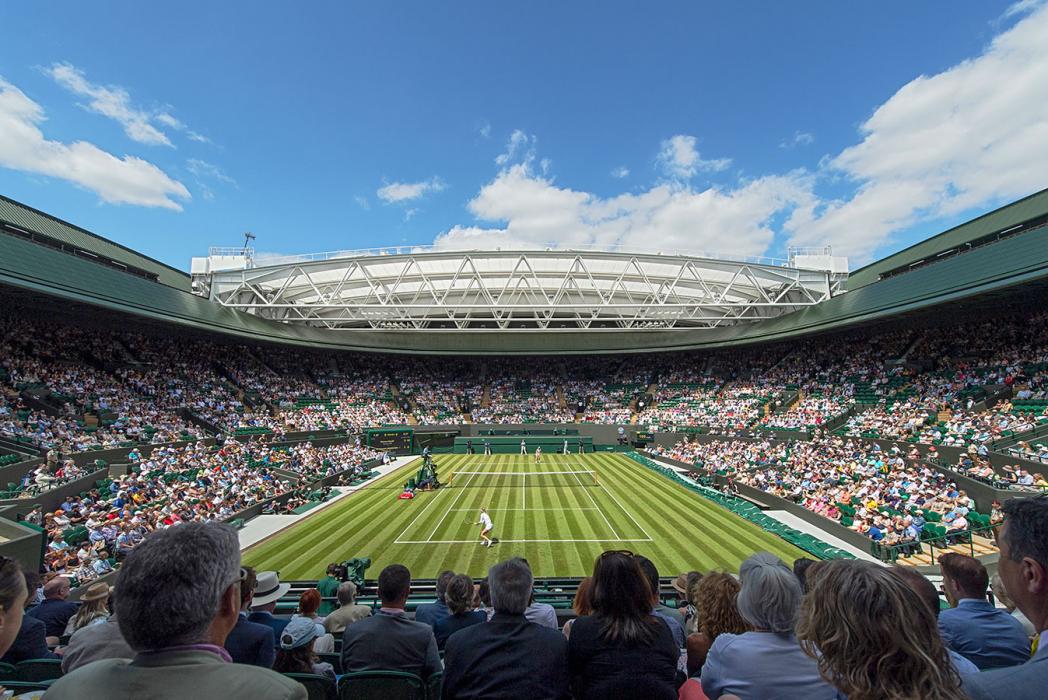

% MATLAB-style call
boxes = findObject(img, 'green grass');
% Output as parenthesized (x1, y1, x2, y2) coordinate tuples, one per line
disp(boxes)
(242, 453, 807, 579)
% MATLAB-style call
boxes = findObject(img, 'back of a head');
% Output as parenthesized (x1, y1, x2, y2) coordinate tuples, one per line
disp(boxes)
(590, 551, 659, 643)
(1000, 495, 1048, 571)
(798, 559, 961, 700)
(377, 564, 411, 606)
(635, 556, 661, 605)
(240, 567, 257, 608)
(573, 576, 594, 616)
(0, 558, 25, 619)
(695, 572, 747, 639)
(488, 559, 532, 615)
(115, 521, 240, 651)
(793, 558, 816, 592)
(939, 553, 988, 599)
(435, 570, 454, 603)
(445, 574, 474, 615)
(890, 567, 942, 619)
(736, 552, 801, 634)
(337, 581, 357, 606)
(299, 588, 321, 616)
(43, 576, 69, 600)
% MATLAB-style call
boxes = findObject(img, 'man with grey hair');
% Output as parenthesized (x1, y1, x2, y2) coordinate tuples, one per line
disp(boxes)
(323, 580, 372, 635)
(964, 495, 1048, 700)
(45, 522, 306, 700)
(443, 558, 569, 699)
(701, 552, 837, 700)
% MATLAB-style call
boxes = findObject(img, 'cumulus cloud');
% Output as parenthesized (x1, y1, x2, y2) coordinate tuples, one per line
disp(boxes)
(656, 135, 731, 179)
(46, 62, 207, 147)
(785, 1, 1048, 259)
(0, 76, 190, 210)
(376, 177, 446, 204)
(434, 5, 1048, 265)
(435, 157, 812, 257)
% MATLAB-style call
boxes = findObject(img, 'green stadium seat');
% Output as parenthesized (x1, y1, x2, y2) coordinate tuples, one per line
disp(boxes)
(0, 661, 16, 681)
(15, 658, 63, 682)
(427, 672, 443, 699)
(338, 671, 426, 700)
(284, 672, 337, 700)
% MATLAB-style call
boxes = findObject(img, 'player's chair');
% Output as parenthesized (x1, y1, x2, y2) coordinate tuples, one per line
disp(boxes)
(337, 670, 426, 700)
(284, 672, 338, 700)
(15, 658, 64, 682)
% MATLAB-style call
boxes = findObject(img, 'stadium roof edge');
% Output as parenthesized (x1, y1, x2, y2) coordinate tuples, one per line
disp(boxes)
(0, 193, 191, 291)
(848, 187, 1048, 289)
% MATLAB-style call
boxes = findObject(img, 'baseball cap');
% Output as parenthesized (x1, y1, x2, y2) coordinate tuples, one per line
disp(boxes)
(279, 616, 320, 650)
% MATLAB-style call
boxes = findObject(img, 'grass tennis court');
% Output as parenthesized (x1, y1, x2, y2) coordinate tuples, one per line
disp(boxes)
(242, 453, 807, 579)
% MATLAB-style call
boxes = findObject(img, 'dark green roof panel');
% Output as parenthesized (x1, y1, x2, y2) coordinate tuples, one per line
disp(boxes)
(848, 187, 1048, 289)
(0, 195, 190, 291)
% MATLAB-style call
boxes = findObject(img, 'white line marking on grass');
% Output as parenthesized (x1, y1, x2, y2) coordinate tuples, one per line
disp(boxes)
(449, 507, 598, 512)
(425, 471, 478, 542)
(570, 462, 623, 540)
(393, 538, 654, 544)
(392, 465, 463, 544)
(591, 455, 654, 540)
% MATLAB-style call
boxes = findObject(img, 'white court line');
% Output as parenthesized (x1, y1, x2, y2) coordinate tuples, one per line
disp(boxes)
(522, 472, 526, 511)
(590, 455, 654, 540)
(394, 538, 655, 544)
(569, 461, 623, 540)
(392, 462, 459, 544)
(425, 471, 479, 541)
(449, 507, 598, 512)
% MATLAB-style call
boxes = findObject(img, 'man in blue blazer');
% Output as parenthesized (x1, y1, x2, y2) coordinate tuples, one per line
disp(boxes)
(964, 496, 1048, 700)
(224, 567, 275, 667)
(1, 613, 59, 664)
(247, 570, 291, 650)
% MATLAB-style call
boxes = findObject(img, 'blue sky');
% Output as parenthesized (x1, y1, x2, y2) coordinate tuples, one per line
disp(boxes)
(0, 1, 1046, 271)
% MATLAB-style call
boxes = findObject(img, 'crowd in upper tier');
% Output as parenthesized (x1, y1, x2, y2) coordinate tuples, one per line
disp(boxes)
(2, 310, 1048, 462)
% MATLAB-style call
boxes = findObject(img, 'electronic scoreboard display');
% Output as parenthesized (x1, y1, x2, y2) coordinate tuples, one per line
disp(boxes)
(366, 429, 414, 454)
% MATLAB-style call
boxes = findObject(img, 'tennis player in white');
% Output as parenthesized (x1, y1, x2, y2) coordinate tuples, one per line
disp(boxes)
(476, 507, 495, 547)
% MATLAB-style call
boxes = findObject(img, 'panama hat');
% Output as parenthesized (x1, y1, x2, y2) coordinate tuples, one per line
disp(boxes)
(80, 581, 111, 602)
(252, 570, 291, 607)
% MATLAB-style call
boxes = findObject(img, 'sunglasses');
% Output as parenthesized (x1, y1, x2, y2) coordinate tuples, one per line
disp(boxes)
(599, 550, 635, 559)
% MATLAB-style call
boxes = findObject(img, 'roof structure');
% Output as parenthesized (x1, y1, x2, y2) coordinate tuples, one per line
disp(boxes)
(191, 248, 845, 331)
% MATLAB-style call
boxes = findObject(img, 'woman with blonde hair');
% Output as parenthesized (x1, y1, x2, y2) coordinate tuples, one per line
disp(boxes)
(797, 559, 965, 700)
(64, 581, 111, 635)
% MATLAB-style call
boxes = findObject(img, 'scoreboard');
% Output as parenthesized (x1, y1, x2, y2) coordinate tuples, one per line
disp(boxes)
(365, 428, 414, 454)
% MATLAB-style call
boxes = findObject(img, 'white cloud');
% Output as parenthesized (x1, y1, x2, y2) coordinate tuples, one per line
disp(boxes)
(495, 129, 534, 166)
(779, 131, 814, 149)
(186, 158, 235, 185)
(0, 76, 190, 209)
(1004, 0, 1044, 18)
(376, 177, 446, 204)
(435, 157, 811, 257)
(478, 121, 492, 139)
(656, 135, 731, 179)
(610, 166, 630, 179)
(354, 195, 371, 210)
(785, 1, 1048, 259)
(46, 62, 208, 148)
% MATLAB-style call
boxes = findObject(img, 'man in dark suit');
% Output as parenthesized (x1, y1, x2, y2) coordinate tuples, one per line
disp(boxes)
(341, 564, 441, 680)
(224, 567, 275, 667)
(442, 558, 569, 699)
(247, 570, 290, 649)
(26, 576, 78, 641)
(415, 570, 453, 628)
(964, 496, 1048, 700)
(2, 615, 59, 664)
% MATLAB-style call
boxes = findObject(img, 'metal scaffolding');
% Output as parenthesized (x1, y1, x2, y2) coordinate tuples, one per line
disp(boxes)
(192, 248, 845, 331)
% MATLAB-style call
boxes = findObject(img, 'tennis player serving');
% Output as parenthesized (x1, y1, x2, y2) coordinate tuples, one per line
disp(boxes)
(476, 507, 496, 547)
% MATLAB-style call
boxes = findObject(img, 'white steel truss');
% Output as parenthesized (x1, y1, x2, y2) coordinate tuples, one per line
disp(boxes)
(194, 249, 842, 331)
